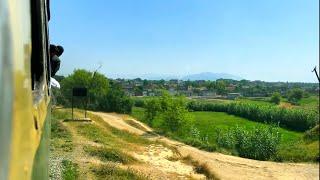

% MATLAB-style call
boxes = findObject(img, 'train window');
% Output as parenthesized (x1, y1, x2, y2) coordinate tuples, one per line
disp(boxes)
(30, 0, 50, 93)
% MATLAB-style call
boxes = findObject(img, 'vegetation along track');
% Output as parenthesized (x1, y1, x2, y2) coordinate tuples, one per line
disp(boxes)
(92, 111, 319, 180)
(50, 109, 207, 179)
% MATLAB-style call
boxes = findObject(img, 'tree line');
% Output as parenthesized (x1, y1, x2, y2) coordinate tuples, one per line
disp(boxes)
(53, 69, 133, 114)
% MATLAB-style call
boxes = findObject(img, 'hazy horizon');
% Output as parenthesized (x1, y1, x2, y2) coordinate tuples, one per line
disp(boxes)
(50, 0, 319, 83)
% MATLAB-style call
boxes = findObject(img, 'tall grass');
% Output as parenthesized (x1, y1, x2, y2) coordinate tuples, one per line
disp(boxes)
(187, 101, 319, 132)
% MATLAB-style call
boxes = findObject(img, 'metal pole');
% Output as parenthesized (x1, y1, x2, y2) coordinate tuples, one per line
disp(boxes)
(71, 95, 74, 120)
(85, 97, 87, 118)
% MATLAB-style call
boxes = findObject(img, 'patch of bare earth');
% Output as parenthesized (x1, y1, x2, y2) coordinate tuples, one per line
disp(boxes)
(92, 111, 320, 180)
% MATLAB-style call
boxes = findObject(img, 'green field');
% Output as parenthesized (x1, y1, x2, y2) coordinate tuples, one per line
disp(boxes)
(236, 98, 274, 106)
(297, 96, 319, 111)
(131, 107, 319, 162)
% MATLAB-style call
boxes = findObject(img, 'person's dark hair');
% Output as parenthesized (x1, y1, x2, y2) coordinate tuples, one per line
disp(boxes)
(56, 45, 64, 56)
(50, 44, 64, 56)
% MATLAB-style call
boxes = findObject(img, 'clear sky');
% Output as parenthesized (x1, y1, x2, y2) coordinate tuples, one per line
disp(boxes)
(50, 0, 319, 82)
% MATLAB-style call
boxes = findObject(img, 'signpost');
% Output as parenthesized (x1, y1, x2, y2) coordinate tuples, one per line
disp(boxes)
(71, 87, 88, 120)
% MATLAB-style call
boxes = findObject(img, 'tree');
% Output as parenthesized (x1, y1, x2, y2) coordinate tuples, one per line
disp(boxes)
(56, 69, 133, 114)
(270, 92, 281, 105)
(161, 96, 191, 132)
(101, 82, 133, 114)
(144, 91, 191, 132)
(287, 88, 304, 104)
(59, 69, 109, 108)
(144, 98, 161, 125)
(216, 81, 227, 95)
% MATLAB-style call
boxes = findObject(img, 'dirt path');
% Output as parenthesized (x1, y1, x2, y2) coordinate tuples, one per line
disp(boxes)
(93, 112, 320, 180)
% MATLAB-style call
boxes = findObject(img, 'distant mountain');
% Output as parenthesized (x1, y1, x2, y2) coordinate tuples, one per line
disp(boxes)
(110, 72, 242, 81)
(138, 74, 179, 80)
(182, 72, 242, 81)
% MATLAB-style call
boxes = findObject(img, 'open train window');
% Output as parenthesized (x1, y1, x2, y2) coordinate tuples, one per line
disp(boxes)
(30, 0, 50, 95)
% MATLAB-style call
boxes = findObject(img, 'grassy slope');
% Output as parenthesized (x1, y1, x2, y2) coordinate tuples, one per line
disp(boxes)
(132, 107, 319, 162)
(50, 109, 149, 180)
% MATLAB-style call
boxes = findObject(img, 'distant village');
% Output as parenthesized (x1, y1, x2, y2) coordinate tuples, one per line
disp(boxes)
(112, 78, 319, 99)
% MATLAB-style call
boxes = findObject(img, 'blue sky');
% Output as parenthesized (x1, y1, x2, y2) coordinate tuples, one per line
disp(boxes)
(50, 0, 319, 82)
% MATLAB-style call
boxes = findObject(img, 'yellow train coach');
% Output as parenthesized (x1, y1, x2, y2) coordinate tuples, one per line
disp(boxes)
(1, 0, 52, 179)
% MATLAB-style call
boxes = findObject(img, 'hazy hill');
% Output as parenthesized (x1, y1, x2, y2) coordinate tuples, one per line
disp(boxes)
(182, 72, 242, 81)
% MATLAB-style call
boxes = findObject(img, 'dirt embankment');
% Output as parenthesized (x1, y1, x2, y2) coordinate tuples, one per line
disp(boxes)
(93, 112, 320, 180)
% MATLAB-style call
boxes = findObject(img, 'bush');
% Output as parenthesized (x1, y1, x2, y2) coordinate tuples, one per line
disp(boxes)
(133, 98, 145, 107)
(144, 98, 161, 125)
(287, 88, 304, 104)
(215, 129, 235, 150)
(233, 126, 281, 160)
(144, 92, 192, 133)
(213, 125, 281, 160)
(100, 83, 133, 114)
(270, 92, 281, 104)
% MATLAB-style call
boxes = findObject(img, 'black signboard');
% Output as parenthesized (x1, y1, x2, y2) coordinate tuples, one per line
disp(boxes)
(71, 87, 88, 120)
(72, 87, 87, 97)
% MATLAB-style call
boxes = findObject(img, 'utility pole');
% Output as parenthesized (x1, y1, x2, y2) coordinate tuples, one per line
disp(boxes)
(312, 66, 320, 82)
(88, 64, 103, 107)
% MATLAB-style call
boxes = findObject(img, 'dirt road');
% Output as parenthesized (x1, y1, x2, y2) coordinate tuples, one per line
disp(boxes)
(93, 112, 320, 180)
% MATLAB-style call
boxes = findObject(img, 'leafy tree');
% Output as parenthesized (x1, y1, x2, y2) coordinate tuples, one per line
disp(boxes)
(59, 69, 109, 108)
(100, 82, 133, 114)
(55, 69, 133, 114)
(287, 88, 304, 104)
(144, 91, 191, 132)
(270, 92, 281, 105)
(215, 81, 226, 95)
(161, 96, 191, 132)
(134, 86, 143, 96)
(144, 98, 161, 125)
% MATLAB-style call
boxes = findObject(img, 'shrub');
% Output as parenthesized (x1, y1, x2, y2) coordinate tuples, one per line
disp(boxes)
(134, 98, 145, 107)
(100, 83, 133, 114)
(287, 88, 304, 104)
(270, 92, 281, 104)
(215, 129, 235, 150)
(144, 98, 161, 125)
(62, 160, 79, 180)
(144, 92, 192, 132)
(233, 125, 281, 160)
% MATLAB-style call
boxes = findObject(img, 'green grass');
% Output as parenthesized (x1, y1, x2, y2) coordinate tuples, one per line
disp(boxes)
(51, 108, 152, 179)
(83, 145, 137, 164)
(74, 112, 151, 149)
(236, 98, 274, 106)
(61, 160, 79, 180)
(51, 110, 73, 152)
(297, 96, 319, 112)
(131, 107, 319, 162)
(90, 164, 148, 180)
(188, 98, 232, 104)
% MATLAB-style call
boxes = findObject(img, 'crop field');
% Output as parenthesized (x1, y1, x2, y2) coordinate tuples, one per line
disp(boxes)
(132, 107, 319, 162)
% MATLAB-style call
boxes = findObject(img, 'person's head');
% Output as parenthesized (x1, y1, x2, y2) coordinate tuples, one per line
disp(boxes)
(56, 45, 64, 56)
(50, 44, 64, 56)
